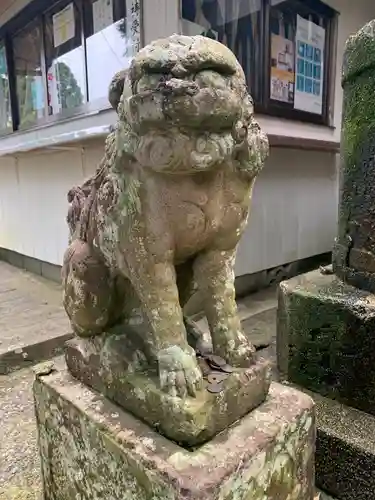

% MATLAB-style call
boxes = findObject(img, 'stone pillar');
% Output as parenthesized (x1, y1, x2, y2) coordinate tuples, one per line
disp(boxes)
(333, 20, 375, 293)
(277, 19, 375, 499)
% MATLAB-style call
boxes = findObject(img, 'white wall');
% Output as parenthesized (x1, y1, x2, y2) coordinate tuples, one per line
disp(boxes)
(0, 143, 101, 265)
(0, 0, 374, 274)
(235, 149, 338, 275)
(0, 142, 338, 271)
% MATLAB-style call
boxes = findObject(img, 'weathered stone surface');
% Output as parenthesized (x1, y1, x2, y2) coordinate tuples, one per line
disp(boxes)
(61, 34, 270, 422)
(34, 368, 315, 500)
(277, 269, 375, 415)
(65, 335, 271, 447)
(333, 19, 375, 293)
(318, 492, 336, 500)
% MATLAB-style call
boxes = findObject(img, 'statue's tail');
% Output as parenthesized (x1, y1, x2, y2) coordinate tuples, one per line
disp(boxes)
(67, 186, 87, 241)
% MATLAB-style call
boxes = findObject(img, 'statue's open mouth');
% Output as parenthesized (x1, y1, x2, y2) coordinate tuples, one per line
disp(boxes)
(127, 68, 244, 135)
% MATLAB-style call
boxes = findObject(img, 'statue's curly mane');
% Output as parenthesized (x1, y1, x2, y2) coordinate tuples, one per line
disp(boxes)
(67, 132, 115, 241)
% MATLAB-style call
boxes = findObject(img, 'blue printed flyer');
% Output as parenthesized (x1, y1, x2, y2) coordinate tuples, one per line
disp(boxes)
(294, 15, 325, 115)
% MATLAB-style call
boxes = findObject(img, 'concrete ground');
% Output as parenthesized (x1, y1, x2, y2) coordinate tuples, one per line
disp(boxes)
(0, 364, 46, 500)
(0, 262, 70, 374)
(0, 263, 333, 499)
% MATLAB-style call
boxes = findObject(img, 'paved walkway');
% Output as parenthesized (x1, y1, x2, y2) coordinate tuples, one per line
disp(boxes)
(0, 262, 70, 374)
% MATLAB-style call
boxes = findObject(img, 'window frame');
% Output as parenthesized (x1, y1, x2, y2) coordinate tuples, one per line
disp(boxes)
(261, 0, 337, 126)
(180, 0, 339, 127)
(0, 0, 144, 136)
(0, 37, 15, 136)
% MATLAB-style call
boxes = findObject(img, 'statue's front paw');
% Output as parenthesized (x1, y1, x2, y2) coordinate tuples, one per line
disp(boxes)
(158, 345, 203, 398)
(215, 332, 255, 368)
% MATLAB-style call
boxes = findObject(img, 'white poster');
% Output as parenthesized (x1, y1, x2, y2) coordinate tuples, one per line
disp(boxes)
(294, 15, 325, 115)
(93, 0, 113, 34)
(53, 3, 75, 48)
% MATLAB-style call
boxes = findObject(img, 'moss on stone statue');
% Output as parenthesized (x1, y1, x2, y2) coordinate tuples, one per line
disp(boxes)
(62, 34, 270, 411)
(65, 336, 271, 448)
(217, 407, 314, 500)
(334, 18, 375, 283)
(33, 369, 315, 500)
(341, 77, 375, 167)
(342, 20, 375, 85)
(278, 270, 375, 415)
(340, 67, 375, 245)
(34, 378, 176, 500)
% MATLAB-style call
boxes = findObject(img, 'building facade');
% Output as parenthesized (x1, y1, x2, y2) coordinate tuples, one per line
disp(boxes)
(0, 0, 374, 284)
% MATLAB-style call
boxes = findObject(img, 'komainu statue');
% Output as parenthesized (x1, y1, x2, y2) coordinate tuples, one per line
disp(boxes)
(62, 34, 270, 446)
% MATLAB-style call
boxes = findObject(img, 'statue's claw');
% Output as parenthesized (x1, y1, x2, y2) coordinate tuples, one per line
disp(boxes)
(158, 345, 203, 398)
(215, 332, 256, 368)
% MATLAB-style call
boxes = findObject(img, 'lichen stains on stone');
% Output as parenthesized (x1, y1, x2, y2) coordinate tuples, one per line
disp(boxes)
(277, 268, 375, 414)
(333, 19, 375, 293)
(34, 371, 315, 500)
(218, 409, 314, 500)
(343, 19, 375, 84)
(34, 379, 176, 500)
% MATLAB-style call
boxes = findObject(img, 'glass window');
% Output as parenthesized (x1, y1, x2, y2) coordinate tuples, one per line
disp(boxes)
(44, 1, 86, 116)
(84, 0, 139, 104)
(269, 0, 328, 117)
(13, 20, 47, 128)
(181, 0, 262, 100)
(0, 0, 336, 136)
(181, 0, 336, 124)
(0, 44, 12, 133)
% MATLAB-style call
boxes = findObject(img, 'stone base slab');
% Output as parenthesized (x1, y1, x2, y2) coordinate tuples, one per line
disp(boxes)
(277, 269, 375, 415)
(284, 385, 375, 500)
(65, 336, 271, 447)
(315, 391, 375, 500)
(33, 368, 316, 500)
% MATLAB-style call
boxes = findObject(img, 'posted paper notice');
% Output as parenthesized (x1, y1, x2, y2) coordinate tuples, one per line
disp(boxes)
(270, 34, 295, 104)
(93, 0, 113, 33)
(294, 15, 325, 115)
(53, 3, 75, 48)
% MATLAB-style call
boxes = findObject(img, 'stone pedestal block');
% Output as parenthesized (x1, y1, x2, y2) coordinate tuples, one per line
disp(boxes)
(33, 368, 315, 500)
(65, 336, 271, 447)
(277, 269, 375, 416)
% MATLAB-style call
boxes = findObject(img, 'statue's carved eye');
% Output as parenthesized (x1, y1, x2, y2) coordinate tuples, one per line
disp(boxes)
(136, 73, 170, 93)
(194, 70, 227, 89)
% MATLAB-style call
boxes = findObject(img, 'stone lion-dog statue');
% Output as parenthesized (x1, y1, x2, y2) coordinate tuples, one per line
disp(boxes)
(62, 34, 269, 400)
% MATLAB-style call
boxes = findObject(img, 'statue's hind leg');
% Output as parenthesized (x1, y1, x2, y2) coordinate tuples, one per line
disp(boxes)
(62, 239, 122, 337)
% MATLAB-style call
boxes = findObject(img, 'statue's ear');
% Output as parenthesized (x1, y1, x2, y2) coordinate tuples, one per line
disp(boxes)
(108, 69, 130, 111)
